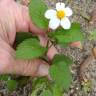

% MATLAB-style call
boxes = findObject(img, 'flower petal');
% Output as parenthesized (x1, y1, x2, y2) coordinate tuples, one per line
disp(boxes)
(60, 17, 71, 29)
(64, 7, 73, 16)
(45, 9, 56, 19)
(56, 2, 65, 11)
(49, 18, 60, 30)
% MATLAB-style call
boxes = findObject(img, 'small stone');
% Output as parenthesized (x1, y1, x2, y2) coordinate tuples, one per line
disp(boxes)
(90, 9, 96, 24)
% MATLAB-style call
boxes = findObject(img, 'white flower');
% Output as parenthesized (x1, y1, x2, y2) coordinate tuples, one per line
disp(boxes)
(45, 2, 73, 30)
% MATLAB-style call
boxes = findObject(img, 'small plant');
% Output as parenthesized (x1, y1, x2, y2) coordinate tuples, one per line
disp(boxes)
(88, 29, 96, 41)
(15, 0, 84, 95)
(0, 75, 18, 92)
(81, 78, 92, 93)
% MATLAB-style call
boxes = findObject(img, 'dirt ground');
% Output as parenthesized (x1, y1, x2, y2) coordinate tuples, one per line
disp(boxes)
(0, 0, 96, 96)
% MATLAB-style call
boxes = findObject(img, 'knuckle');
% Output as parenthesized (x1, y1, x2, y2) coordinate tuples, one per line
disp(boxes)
(0, 49, 13, 73)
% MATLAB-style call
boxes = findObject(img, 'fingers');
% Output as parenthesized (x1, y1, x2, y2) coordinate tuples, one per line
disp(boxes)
(0, 40, 49, 77)
(36, 62, 49, 77)
(13, 58, 49, 77)
(38, 35, 58, 60)
(16, 4, 46, 35)
(29, 20, 47, 35)
(0, 39, 15, 74)
(20, 0, 46, 35)
(38, 34, 48, 47)
(20, 0, 30, 6)
(47, 45, 59, 60)
(20, 1, 47, 35)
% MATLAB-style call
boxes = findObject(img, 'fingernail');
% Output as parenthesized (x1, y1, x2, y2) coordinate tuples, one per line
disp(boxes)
(37, 63, 49, 77)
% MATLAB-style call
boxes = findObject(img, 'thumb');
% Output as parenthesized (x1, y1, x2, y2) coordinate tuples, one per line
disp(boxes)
(36, 61, 50, 77)
(0, 37, 49, 77)
(10, 58, 49, 77)
(0, 40, 49, 77)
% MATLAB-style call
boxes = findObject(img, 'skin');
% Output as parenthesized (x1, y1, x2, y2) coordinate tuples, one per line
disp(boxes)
(0, 0, 58, 77)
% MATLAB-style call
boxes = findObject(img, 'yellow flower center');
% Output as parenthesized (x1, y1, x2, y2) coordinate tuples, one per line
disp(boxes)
(57, 10, 65, 19)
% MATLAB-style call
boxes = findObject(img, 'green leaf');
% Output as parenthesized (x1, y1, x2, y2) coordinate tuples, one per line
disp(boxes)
(29, 0, 48, 29)
(49, 23, 84, 44)
(41, 90, 52, 96)
(50, 55, 72, 91)
(52, 85, 62, 96)
(31, 81, 46, 96)
(89, 29, 96, 40)
(52, 54, 73, 65)
(16, 38, 47, 59)
(15, 32, 36, 45)
(0, 75, 10, 81)
(32, 77, 48, 89)
(31, 78, 63, 96)
(7, 80, 18, 92)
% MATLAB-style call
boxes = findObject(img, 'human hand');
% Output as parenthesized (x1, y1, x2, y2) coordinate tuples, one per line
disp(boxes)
(0, 0, 57, 77)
